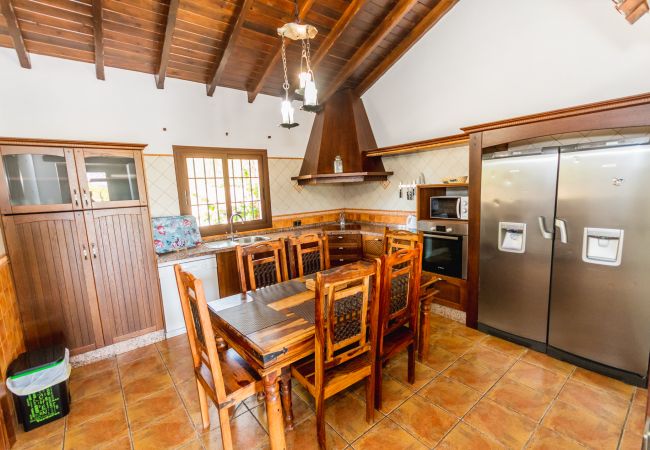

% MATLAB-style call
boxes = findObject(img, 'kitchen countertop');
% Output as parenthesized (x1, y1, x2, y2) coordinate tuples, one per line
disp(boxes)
(156, 221, 407, 264)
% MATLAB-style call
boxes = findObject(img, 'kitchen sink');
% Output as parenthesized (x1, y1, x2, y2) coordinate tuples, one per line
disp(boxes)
(203, 235, 270, 249)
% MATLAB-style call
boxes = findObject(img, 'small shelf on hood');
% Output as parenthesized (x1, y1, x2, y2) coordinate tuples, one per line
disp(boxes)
(291, 171, 393, 185)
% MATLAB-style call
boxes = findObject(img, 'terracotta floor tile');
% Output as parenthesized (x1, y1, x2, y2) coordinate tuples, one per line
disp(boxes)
(286, 415, 348, 450)
(250, 391, 314, 432)
(160, 345, 193, 369)
(384, 356, 438, 391)
(619, 430, 644, 450)
(486, 378, 554, 422)
(12, 434, 64, 450)
(633, 387, 648, 407)
(167, 357, 195, 384)
(119, 352, 167, 385)
(420, 344, 459, 372)
(389, 395, 457, 447)
(542, 400, 621, 450)
(325, 391, 381, 443)
(116, 344, 160, 366)
(520, 350, 574, 376)
(131, 409, 197, 449)
(66, 389, 124, 428)
(570, 367, 635, 400)
(449, 324, 487, 342)
(351, 417, 427, 450)
(429, 314, 459, 329)
(464, 398, 536, 448)
(156, 333, 190, 353)
(526, 426, 587, 450)
(557, 379, 629, 426)
(624, 402, 646, 436)
(70, 358, 117, 382)
(436, 422, 505, 450)
(12, 418, 65, 450)
(123, 370, 174, 405)
(64, 410, 129, 450)
(430, 334, 475, 354)
(442, 358, 501, 393)
(479, 336, 527, 358)
(201, 411, 269, 450)
(126, 385, 187, 431)
(68, 366, 120, 401)
(505, 360, 567, 396)
(96, 435, 131, 450)
(418, 376, 481, 417)
(461, 345, 515, 374)
(176, 438, 204, 450)
(377, 375, 413, 414)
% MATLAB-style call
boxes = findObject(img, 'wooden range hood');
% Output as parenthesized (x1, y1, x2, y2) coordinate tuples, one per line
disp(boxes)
(292, 90, 393, 185)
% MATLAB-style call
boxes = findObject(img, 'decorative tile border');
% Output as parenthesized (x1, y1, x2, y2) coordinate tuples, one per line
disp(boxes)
(70, 330, 165, 367)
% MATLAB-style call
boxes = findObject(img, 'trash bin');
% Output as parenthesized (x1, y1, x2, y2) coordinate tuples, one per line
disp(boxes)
(5, 345, 71, 432)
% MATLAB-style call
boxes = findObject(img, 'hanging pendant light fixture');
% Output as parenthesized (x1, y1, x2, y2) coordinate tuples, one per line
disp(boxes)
(278, 0, 321, 127)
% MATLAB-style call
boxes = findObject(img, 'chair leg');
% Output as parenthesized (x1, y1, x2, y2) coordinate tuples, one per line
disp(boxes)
(196, 380, 210, 430)
(407, 343, 416, 385)
(315, 391, 326, 450)
(218, 406, 234, 450)
(280, 368, 294, 430)
(374, 359, 383, 410)
(418, 296, 432, 361)
(365, 375, 374, 423)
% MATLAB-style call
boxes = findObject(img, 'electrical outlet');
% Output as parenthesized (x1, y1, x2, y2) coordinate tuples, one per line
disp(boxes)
(293, 220, 302, 227)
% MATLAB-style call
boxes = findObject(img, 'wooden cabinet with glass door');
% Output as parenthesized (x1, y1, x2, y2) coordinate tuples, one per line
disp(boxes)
(0, 146, 82, 214)
(75, 148, 147, 209)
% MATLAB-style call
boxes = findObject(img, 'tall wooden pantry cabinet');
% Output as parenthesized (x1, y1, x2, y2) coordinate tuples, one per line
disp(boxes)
(0, 139, 163, 355)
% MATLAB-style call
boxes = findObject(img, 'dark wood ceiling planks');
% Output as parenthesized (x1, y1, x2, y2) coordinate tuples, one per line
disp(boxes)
(0, 0, 457, 100)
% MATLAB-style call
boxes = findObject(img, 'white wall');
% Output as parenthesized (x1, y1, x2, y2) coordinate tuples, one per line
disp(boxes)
(0, 49, 314, 157)
(362, 0, 650, 146)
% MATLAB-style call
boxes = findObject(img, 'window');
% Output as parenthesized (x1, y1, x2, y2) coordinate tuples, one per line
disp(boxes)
(173, 146, 272, 236)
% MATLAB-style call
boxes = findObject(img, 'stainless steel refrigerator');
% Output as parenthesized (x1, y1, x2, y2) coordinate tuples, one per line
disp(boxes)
(479, 138, 650, 385)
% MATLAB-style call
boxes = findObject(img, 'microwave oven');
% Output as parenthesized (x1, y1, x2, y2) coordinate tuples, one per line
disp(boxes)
(430, 196, 469, 220)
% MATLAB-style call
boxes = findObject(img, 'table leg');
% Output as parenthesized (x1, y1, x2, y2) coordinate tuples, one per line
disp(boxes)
(419, 294, 433, 361)
(264, 371, 287, 450)
(280, 367, 294, 430)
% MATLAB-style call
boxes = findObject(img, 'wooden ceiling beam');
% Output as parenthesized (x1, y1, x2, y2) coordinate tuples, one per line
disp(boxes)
(0, 0, 30, 68)
(207, 0, 255, 97)
(310, 0, 366, 70)
(320, 0, 419, 103)
(91, 0, 104, 80)
(155, 0, 180, 89)
(246, 0, 315, 103)
(354, 0, 457, 96)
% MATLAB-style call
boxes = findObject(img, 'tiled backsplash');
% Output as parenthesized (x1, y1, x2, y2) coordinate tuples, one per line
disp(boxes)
(143, 144, 470, 219)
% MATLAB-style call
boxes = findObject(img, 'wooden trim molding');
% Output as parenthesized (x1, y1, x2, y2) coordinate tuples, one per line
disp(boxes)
(0, 137, 147, 150)
(365, 133, 469, 157)
(461, 92, 650, 134)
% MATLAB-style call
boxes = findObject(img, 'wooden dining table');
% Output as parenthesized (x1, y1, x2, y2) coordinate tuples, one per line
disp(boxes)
(206, 260, 439, 450)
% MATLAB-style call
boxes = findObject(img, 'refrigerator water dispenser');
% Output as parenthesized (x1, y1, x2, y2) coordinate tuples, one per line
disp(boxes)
(498, 222, 526, 253)
(582, 228, 624, 266)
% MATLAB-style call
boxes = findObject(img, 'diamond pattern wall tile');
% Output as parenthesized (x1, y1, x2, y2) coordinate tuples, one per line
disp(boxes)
(144, 156, 180, 218)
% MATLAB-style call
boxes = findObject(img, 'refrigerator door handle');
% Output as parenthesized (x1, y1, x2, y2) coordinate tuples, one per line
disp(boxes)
(538, 216, 554, 239)
(555, 218, 568, 244)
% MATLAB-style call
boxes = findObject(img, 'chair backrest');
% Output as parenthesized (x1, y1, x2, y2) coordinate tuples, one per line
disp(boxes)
(382, 228, 423, 255)
(236, 239, 289, 292)
(377, 247, 422, 340)
(314, 261, 380, 375)
(174, 265, 228, 403)
(288, 233, 330, 278)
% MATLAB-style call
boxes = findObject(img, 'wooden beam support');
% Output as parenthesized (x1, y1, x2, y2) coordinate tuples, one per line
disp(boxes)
(207, 0, 255, 97)
(311, 0, 366, 69)
(354, 0, 457, 96)
(91, 0, 104, 80)
(155, 0, 180, 89)
(246, 0, 315, 103)
(0, 0, 30, 68)
(319, 0, 419, 103)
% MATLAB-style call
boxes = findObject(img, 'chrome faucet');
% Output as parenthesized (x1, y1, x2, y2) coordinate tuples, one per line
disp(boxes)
(229, 212, 244, 241)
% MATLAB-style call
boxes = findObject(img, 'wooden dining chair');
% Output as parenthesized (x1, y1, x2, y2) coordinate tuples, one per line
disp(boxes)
(236, 238, 289, 292)
(375, 247, 422, 409)
(287, 233, 330, 278)
(174, 264, 265, 450)
(382, 227, 440, 361)
(291, 261, 380, 450)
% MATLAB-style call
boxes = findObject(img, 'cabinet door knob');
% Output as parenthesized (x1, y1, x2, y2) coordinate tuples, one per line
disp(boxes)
(91, 243, 97, 258)
(73, 188, 80, 206)
(82, 245, 88, 260)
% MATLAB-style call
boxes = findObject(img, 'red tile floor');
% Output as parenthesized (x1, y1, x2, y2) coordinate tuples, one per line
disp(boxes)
(9, 313, 648, 449)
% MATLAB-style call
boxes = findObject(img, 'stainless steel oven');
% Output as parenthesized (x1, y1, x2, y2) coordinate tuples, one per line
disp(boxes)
(419, 220, 468, 279)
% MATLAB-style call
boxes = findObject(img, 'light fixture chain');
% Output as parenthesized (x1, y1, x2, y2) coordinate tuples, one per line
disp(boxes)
(281, 36, 290, 96)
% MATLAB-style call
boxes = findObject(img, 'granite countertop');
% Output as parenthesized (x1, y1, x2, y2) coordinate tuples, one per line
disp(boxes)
(156, 221, 406, 264)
